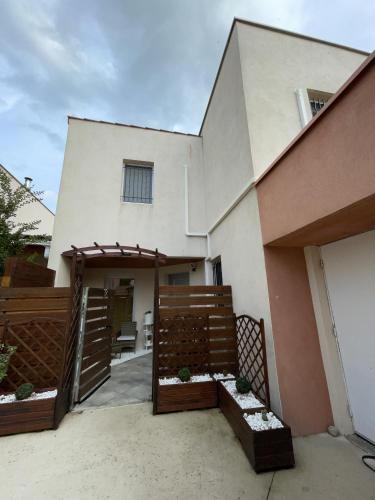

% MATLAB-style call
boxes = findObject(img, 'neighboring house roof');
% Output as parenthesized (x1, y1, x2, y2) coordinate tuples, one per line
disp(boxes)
(0, 163, 55, 216)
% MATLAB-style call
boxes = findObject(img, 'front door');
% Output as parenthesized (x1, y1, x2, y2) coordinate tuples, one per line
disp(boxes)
(321, 231, 375, 444)
(72, 287, 112, 403)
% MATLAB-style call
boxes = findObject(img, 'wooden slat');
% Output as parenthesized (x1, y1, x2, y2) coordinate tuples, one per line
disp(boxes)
(0, 287, 70, 298)
(84, 327, 111, 345)
(209, 339, 236, 350)
(87, 297, 110, 307)
(85, 317, 109, 332)
(88, 288, 107, 297)
(85, 308, 109, 321)
(209, 317, 234, 328)
(0, 311, 68, 324)
(160, 295, 232, 306)
(0, 298, 70, 312)
(79, 366, 110, 398)
(81, 345, 111, 371)
(82, 336, 111, 357)
(159, 306, 233, 318)
(80, 359, 110, 386)
(209, 351, 236, 363)
(159, 285, 232, 295)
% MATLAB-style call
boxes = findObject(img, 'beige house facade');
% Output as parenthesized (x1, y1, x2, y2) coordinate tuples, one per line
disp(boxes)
(1, 164, 55, 258)
(49, 19, 372, 438)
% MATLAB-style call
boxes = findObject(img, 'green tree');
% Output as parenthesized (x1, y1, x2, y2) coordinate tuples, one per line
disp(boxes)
(0, 170, 47, 274)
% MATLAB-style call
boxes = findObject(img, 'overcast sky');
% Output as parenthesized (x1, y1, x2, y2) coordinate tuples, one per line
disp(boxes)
(0, 0, 374, 211)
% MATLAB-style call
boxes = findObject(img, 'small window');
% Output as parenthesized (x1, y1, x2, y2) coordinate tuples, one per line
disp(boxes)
(307, 89, 333, 117)
(122, 163, 153, 203)
(168, 272, 190, 286)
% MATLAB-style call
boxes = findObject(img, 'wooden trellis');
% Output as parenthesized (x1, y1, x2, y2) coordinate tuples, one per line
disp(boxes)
(236, 314, 270, 406)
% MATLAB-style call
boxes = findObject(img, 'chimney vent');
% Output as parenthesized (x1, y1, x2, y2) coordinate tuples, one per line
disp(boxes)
(24, 177, 32, 189)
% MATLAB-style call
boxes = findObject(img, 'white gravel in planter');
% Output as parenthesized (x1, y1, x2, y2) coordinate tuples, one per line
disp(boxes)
(211, 372, 235, 380)
(159, 374, 212, 385)
(0, 389, 57, 404)
(244, 411, 283, 431)
(222, 380, 264, 409)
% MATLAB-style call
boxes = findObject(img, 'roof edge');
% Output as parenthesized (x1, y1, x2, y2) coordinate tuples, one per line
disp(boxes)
(0, 163, 55, 217)
(255, 50, 375, 186)
(67, 116, 200, 138)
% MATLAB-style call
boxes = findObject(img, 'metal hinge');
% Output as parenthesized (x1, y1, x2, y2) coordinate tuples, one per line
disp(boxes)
(320, 258, 324, 269)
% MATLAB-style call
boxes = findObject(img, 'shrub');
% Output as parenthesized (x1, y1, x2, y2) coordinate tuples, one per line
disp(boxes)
(178, 367, 191, 382)
(235, 377, 251, 394)
(0, 344, 17, 384)
(261, 409, 269, 422)
(15, 383, 34, 401)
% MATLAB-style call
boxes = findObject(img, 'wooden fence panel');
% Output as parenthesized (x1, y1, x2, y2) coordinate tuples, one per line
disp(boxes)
(236, 315, 270, 406)
(1, 257, 55, 287)
(0, 318, 67, 392)
(156, 285, 237, 377)
(73, 288, 112, 402)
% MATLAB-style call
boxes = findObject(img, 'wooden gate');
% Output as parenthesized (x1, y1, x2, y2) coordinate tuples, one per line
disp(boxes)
(72, 287, 112, 403)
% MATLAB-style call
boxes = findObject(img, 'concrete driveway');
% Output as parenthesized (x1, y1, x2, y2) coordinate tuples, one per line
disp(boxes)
(1, 403, 374, 500)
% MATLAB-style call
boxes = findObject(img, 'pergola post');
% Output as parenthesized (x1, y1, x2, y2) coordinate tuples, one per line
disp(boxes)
(152, 249, 160, 414)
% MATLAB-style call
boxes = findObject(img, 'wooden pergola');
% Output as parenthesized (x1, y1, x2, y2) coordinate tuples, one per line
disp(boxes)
(62, 243, 203, 268)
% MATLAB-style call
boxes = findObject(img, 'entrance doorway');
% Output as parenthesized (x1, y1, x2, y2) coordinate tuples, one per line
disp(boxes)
(111, 279, 134, 337)
(321, 230, 375, 444)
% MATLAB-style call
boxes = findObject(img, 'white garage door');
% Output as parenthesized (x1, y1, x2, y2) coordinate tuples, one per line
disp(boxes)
(321, 231, 375, 444)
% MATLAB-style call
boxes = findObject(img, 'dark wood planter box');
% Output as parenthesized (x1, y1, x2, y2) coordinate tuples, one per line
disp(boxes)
(157, 380, 218, 413)
(0, 389, 56, 437)
(219, 382, 294, 473)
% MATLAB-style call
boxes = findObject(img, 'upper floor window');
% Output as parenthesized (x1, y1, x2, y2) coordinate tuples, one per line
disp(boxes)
(308, 89, 333, 117)
(122, 161, 153, 204)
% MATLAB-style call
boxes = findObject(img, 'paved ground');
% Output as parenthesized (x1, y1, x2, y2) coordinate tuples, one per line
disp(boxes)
(77, 353, 152, 409)
(1, 403, 374, 500)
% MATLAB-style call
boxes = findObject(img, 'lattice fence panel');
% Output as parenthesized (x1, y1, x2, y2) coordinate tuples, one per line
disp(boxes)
(1, 318, 67, 392)
(236, 314, 270, 406)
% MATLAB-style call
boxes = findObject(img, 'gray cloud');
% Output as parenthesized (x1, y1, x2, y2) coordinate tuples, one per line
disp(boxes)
(0, 0, 374, 211)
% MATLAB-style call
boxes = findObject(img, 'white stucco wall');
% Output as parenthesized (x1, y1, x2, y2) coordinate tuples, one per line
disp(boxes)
(236, 22, 367, 178)
(201, 26, 253, 228)
(49, 120, 207, 285)
(0, 165, 55, 236)
(208, 189, 281, 413)
(83, 262, 205, 351)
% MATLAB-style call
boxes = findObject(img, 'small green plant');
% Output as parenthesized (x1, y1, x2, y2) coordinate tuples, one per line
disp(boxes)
(235, 377, 251, 394)
(0, 343, 17, 384)
(178, 367, 191, 382)
(222, 368, 228, 377)
(15, 383, 34, 401)
(261, 409, 269, 422)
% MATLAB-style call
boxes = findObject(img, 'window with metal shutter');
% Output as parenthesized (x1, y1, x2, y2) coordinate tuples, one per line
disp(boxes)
(123, 165, 153, 203)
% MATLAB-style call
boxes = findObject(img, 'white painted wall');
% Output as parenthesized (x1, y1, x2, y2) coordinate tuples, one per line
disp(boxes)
(208, 189, 281, 413)
(49, 121, 207, 285)
(237, 22, 367, 177)
(83, 261, 205, 351)
(201, 26, 254, 228)
(0, 165, 54, 236)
